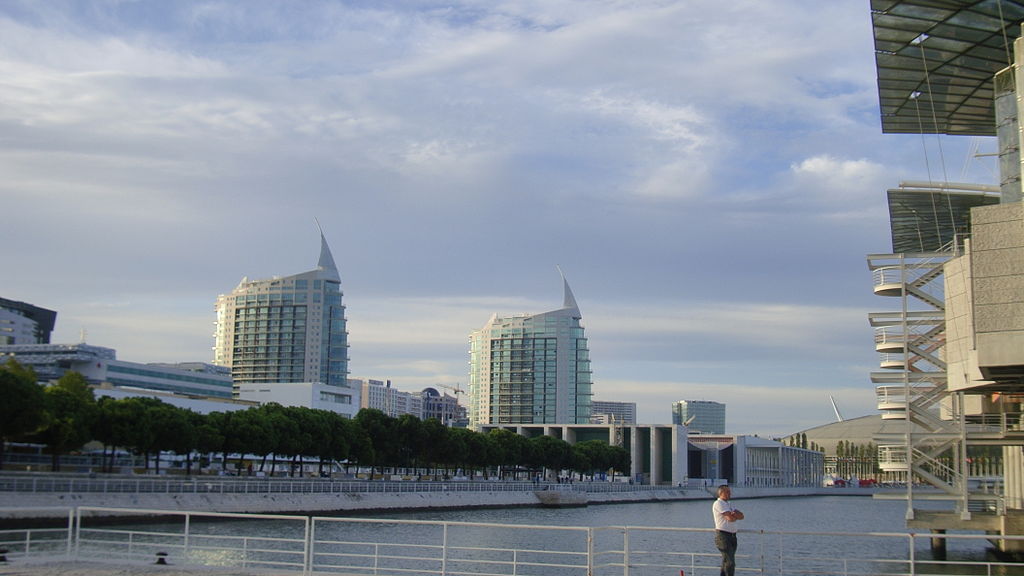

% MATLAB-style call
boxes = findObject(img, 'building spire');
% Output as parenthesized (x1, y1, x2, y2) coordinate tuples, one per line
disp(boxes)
(315, 218, 341, 282)
(557, 265, 580, 313)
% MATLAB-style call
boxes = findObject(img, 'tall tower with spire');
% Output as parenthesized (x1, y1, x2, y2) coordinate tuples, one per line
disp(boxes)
(467, 271, 593, 428)
(213, 228, 350, 394)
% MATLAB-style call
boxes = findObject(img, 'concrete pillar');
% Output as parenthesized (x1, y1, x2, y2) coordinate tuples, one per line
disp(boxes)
(630, 427, 643, 483)
(734, 436, 747, 486)
(672, 425, 687, 486)
(650, 427, 662, 485)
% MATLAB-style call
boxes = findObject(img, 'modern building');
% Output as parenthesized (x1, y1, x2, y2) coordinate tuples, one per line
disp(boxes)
(590, 400, 637, 425)
(479, 423, 822, 488)
(354, 378, 423, 418)
(213, 229, 351, 396)
(468, 272, 593, 428)
(671, 400, 725, 434)
(421, 387, 468, 426)
(0, 343, 234, 398)
(0, 298, 56, 345)
(687, 435, 823, 488)
(866, 2, 1024, 552)
(480, 423, 685, 485)
(236, 381, 358, 417)
(93, 383, 256, 415)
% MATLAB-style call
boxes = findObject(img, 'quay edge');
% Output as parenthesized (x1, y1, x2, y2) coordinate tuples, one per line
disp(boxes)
(0, 485, 888, 520)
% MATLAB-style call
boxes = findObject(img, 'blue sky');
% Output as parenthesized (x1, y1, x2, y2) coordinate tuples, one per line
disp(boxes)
(1, 1, 999, 436)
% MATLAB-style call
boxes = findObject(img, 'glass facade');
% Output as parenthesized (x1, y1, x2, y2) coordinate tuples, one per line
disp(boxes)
(468, 279, 592, 427)
(214, 236, 349, 391)
(672, 400, 725, 435)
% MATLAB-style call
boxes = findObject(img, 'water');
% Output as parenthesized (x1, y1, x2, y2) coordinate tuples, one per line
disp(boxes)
(356, 495, 1023, 574)
(76, 495, 1024, 575)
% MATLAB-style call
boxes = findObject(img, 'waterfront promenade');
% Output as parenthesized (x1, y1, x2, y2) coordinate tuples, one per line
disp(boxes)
(0, 472, 881, 520)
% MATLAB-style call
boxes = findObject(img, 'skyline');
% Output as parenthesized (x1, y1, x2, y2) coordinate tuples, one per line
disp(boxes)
(1, 1, 1002, 437)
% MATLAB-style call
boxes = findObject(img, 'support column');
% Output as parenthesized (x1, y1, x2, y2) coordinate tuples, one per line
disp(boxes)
(649, 427, 662, 485)
(630, 427, 643, 483)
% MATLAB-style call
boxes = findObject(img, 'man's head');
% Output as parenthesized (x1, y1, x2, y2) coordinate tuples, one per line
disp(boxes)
(717, 485, 731, 499)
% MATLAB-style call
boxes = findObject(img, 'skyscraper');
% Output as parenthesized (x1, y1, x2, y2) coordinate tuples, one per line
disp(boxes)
(671, 400, 725, 435)
(468, 272, 592, 427)
(213, 230, 350, 394)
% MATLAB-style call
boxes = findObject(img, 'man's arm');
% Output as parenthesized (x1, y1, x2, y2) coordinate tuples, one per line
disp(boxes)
(722, 509, 744, 521)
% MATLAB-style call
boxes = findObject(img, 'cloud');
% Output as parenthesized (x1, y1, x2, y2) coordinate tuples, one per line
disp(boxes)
(786, 154, 891, 220)
(1, 1, 935, 440)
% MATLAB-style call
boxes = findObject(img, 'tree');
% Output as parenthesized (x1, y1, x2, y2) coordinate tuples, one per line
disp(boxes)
(528, 435, 573, 478)
(35, 371, 97, 471)
(355, 409, 398, 476)
(0, 359, 46, 469)
(315, 410, 352, 476)
(393, 414, 425, 470)
(420, 418, 450, 478)
(148, 402, 195, 474)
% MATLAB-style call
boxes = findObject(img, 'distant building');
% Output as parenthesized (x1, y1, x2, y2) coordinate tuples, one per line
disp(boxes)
(421, 387, 468, 426)
(590, 400, 636, 425)
(354, 378, 422, 418)
(481, 423, 685, 485)
(0, 343, 234, 398)
(671, 400, 725, 434)
(213, 229, 352, 400)
(236, 381, 358, 417)
(687, 434, 823, 488)
(0, 297, 57, 345)
(468, 273, 592, 428)
(94, 383, 256, 415)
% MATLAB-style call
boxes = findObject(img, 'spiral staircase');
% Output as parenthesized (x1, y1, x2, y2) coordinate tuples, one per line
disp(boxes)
(867, 250, 1010, 532)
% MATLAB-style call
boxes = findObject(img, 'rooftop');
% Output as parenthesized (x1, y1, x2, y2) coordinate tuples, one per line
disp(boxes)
(871, 0, 1024, 135)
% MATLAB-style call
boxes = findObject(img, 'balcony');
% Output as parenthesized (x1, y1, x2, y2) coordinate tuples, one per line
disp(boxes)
(878, 445, 908, 472)
(876, 385, 907, 414)
(872, 266, 904, 296)
(879, 353, 904, 370)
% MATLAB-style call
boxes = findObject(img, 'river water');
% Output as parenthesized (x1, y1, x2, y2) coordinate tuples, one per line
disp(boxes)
(88, 495, 1024, 575)
(360, 495, 1022, 575)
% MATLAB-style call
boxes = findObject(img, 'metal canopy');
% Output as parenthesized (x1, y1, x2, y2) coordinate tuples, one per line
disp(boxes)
(871, 0, 1024, 135)
(887, 184, 1000, 252)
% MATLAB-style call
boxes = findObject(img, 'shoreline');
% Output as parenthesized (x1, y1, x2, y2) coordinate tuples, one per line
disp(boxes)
(0, 485, 887, 522)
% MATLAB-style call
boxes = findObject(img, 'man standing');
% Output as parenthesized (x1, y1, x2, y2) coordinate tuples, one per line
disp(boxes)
(712, 485, 744, 576)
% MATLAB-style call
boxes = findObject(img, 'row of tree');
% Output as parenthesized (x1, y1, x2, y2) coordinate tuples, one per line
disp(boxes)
(0, 359, 630, 480)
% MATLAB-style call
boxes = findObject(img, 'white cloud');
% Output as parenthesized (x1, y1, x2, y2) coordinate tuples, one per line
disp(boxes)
(787, 154, 891, 220)
(0, 1, 919, 438)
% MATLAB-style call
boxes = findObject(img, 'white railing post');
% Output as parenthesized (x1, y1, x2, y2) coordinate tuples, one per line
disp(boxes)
(623, 526, 630, 576)
(61, 507, 73, 559)
(586, 527, 594, 576)
(908, 533, 916, 576)
(442, 522, 449, 576)
(303, 515, 312, 575)
(184, 512, 191, 561)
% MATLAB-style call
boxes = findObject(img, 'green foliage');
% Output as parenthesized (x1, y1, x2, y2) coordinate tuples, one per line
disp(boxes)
(0, 359, 46, 467)
(6, 372, 641, 479)
(35, 371, 97, 471)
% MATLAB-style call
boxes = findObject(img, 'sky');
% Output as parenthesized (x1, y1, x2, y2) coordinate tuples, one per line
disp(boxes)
(0, 1, 1001, 438)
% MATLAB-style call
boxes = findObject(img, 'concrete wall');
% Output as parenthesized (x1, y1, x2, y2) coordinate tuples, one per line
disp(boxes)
(971, 203, 1024, 375)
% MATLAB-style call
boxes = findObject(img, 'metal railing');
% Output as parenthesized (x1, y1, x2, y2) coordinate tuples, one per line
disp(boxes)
(0, 474, 677, 496)
(4, 506, 1024, 575)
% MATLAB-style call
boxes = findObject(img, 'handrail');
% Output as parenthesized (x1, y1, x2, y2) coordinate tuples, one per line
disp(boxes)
(0, 475, 677, 495)
(5, 506, 1024, 576)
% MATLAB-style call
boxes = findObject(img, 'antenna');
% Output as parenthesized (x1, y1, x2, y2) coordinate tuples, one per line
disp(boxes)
(829, 395, 845, 422)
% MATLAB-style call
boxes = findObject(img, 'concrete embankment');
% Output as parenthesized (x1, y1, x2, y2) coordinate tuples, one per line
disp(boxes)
(0, 485, 885, 520)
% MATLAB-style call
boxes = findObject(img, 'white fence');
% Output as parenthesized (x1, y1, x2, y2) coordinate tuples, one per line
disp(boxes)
(0, 474, 678, 496)
(2, 506, 1023, 575)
